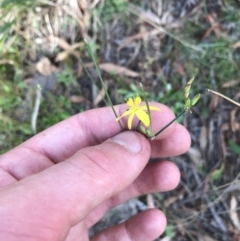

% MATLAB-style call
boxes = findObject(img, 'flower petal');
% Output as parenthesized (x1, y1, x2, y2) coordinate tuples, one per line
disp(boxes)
(116, 109, 134, 121)
(149, 106, 161, 111)
(127, 98, 134, 107)
(136, 110, 150, 126)
(128, 113, 135, 129)
(134, 96, 142, 107)
(140, 106, 161, 111)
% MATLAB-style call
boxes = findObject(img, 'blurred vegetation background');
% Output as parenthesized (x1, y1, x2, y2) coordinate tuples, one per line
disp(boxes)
(1, 0, 240, 240)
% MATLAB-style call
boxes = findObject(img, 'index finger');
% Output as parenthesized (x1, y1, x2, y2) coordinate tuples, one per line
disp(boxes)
(0, 103, 178, 182)
(21, 103, 176, 162)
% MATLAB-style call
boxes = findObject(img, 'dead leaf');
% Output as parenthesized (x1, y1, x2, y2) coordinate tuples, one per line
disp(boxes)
(187, 147, 204, 166)
(48, 36, 84, 61)
(117, 29, 161, 51)
(199, 125, 208, 151)
(222, 80, 240, 88)
(229, 221, 240, 241)
(139, 10, 161, 25)
(55, 42, 84, 61)
(160, 237, 172, 241)
(230, 196, 240, 232)
(99, 63, 139, 77)
(220, 123, 229, 161)
(0, 59, 15, 65)
(232, 42, 240, 49)
(164, 196, 178, 207)
(202, 25, 220, 40)
(230, 107, 240, 132)
(209, 94, 220, 111)
(24, 78, 33, 84)
(36, 57, 56, 76)
(205, 13, 226, 39)
(48, 36, 70, 50)
(183, 1, 204, 20)
(146, 194, 155, 208)
(70, 95, 85, 103)
(173, 62, 185, 75)
(55, 51, 72, 62)
(93, 82, 108, 107)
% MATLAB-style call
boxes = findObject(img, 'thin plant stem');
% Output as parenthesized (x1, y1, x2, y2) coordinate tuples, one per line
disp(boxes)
(31, 84, 42, 134)
(151, 110, 186, 140)
(135, 120, 141, 131)
(207, 89, 240, 107)
(85, 40, 123, 130)
(139, 82, 153, 134)
(78, 57, 108, 106)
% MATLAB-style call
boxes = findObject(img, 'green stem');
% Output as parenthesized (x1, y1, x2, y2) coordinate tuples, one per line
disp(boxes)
(85, 40, 123, 130)
(135, 120, 141, 131)
(150, 110, 187, 140)
(139, 83, 153, 134)
(78, 57, 108, 106)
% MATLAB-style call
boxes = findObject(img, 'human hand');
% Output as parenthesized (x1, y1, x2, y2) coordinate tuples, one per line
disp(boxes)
(0, 103, 190, 241)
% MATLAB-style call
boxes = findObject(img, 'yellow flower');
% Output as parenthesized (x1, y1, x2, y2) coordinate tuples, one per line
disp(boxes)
(116, 96, 161, 129)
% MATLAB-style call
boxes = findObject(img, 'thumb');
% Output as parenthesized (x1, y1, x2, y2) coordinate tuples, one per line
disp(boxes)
(63, 131, 151, 222)
(0, 131, 151, 233)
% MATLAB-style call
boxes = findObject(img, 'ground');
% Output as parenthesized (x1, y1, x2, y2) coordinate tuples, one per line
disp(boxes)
(1, 0, 240, 240)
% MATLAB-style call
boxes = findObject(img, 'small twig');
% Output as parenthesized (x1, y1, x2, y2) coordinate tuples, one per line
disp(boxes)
(31, 84, 42, 134)
(207, 89, 240, 107)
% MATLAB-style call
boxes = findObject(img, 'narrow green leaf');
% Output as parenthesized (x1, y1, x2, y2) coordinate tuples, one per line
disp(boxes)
(184, 77, 194, 100)
(0, 20, 15, 34)
(191, 93, 201, 106)
(139, 125, 154, 138)
(188, 77, 194, 85)
(210, 164, 224, 181)
(229, 140, 240, 155)
(1, 0, 33, 7)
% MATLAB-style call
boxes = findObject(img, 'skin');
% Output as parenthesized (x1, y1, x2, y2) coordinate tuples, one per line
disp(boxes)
(0, 102, 191, 241)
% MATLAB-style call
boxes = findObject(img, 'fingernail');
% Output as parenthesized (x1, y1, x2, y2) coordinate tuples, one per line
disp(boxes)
(111, 131, 142, 153)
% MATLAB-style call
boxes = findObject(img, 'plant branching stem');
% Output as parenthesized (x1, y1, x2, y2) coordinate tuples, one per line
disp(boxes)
(150, 110, 187, 140)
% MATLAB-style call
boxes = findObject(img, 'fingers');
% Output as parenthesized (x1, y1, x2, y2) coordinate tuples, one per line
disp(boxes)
(0, 131, 152, 239)
(0, 103, 174, 164)
(0, 123, 189, 186)
(85, 161, 180, 227)
(23, 103, 175, 163)
(91, 209, 166, 241)
(0, 103, 189, 182)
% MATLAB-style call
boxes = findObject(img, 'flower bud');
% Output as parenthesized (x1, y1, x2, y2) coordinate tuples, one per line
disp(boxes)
(191, 94, 201, 106)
